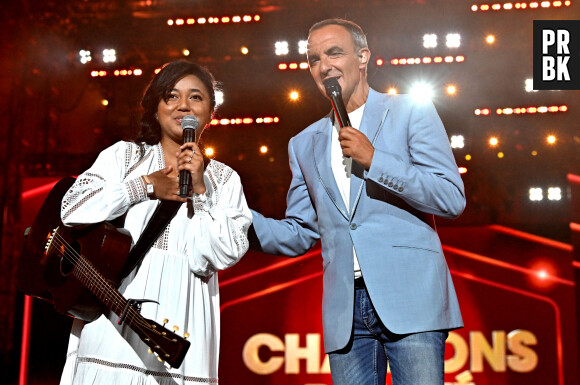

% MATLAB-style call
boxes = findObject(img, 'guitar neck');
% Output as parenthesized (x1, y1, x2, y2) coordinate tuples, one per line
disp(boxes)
(72, 255, 129, 317)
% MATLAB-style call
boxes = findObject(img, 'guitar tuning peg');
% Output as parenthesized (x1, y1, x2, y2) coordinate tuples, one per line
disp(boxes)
(184, 332, 190, 339)
(163, 318, 169, 326)
(157, 356, 164, 362)
(148, 348, 153, 354)
(172, 325, 179, 332)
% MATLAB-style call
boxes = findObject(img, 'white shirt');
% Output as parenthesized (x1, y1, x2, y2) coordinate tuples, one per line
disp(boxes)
(331, 104, 365, 279)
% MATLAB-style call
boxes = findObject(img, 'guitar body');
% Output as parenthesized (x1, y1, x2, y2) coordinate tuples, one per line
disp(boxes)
(18, 177, 133, 322)
(17, 177, 190, 367)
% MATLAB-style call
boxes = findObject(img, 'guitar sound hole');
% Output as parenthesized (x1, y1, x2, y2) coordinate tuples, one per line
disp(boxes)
(60, 241, 80, 275)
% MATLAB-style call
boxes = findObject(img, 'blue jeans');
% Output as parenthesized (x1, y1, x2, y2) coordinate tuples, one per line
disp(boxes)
(328, 284, 448, 385)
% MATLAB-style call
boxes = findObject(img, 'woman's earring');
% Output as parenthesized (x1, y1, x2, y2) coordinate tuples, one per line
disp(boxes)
(154, 112, 159, 120)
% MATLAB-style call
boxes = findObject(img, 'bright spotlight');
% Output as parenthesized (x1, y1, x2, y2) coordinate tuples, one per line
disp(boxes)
(298, 40, 308, 54)
(446, 33, 461, 48)
(547, 187, 562, 201)
(102, 49, 116, 63)
(409, 82, 433, 103)
(489, 137, 499, 146)
(546, 135, 556, 144)
(275, 41, 289, 55)
(450, 135, 464, 149)
(260, 145, 268, 154)
(241, 46, 249, 55)
(446, 85, 457, 95)
(289, 91, 299, 101)
(486, 35, 495, 44)
(215, 90, 224, 107)
(205, 147, 215, 157)
(79, 50, 92, 64)
(387, 87, 398, 95)
(423, 34, 437, 48)
(529, 187, 543, 201)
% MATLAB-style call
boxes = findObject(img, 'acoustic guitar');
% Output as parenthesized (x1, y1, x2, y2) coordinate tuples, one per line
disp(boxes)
(17, 177, 190, 368)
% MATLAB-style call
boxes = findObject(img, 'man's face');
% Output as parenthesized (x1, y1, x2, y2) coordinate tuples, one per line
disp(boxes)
(307, 24, 369, 106)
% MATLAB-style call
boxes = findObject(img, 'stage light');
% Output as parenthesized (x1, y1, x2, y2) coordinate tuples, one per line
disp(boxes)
(205, 147, 215, 157)
(486, 35, 495, 44)
(278, 63, 288, 70)
(260, 145, 268, 154)
(387, 87, 398, 95)
(79, 50, 91, 64)
(446, 33, 461, 48)
(298, 40, 308, 54)
(474, 105, 567, 116)
(376, 58, 384, 66)
(183, 49, 190, 56)
(531, 150, 538, 156)
(529, 187, 543, 201)
(450, 135, 465, 149)
(497, 152, 504, 158)
(101, 99, 109, 106)
(103, 49, 116, 63)
(409, 83, 433, 103)
(489, 137, 499, 146)
(447, 85, 457, 95)
(547, 135, 556, 144)
(289, 91, 299, 101)
(241, 46, 249, 55)
(465, 154, 472, 161)
(423, 34, 437, 48)
(458, 167, 468, 174)
(215, 90, 224, 107)
(277, 62, 308, 70)
(547, 187, 562, 201)
(275, 41, 289, 56)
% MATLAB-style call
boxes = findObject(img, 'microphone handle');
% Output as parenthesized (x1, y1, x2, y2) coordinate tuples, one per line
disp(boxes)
(179, 128, 195, 197)
(330, 93, 351, 128)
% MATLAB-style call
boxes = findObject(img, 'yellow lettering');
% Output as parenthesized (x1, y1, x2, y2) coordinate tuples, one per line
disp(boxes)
(445, 331, 469, 373)
(242, 333, 284, 375)
(507, 329, 538, 372)
(470, 331, 506, 372)
(285, 333, 321, 374)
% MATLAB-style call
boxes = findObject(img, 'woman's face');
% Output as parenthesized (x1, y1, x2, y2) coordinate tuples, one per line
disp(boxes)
(157, 74, 212, 144)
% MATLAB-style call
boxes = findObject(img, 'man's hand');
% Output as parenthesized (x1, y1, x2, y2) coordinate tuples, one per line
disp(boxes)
(338, 126, 374, 170)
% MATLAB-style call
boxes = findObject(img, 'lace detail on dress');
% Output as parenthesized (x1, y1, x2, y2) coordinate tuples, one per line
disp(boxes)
(62, 184, 104, 222)
(126, 143, 152, 179)
(228, 214, 248, 254)
(152, 224, 171, 250)
(126, 177, 147, 204)
(76, 357, 219, 383)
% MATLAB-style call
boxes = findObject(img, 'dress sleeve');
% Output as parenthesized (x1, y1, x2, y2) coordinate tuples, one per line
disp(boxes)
(61, 141, 148, 226)
(186, 164, 251, 275)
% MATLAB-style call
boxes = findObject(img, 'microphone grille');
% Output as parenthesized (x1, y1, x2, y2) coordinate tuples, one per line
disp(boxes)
(323, 78, 342, 97)
(181, 115, 199, 130)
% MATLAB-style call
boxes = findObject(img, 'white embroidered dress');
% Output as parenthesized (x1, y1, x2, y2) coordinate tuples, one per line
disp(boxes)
(58, 141, 251, 385)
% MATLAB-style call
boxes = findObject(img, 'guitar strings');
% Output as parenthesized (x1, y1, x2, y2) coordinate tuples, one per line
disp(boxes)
(48, 231, 180, 358)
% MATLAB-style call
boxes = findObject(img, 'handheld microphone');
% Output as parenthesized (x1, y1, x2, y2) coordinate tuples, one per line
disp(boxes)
(323, 78, 351, 128)
(179, 115, 199, 198)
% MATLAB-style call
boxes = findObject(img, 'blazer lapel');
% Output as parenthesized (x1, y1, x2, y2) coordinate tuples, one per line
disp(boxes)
(349, 89, 390, 216)
(313, 115, 349, 220)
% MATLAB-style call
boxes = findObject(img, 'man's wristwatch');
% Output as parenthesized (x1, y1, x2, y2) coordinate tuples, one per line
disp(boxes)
(142, 175, 154, 197)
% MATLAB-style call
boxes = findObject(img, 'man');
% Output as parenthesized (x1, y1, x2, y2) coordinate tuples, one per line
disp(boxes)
(250, 18, 465, 385)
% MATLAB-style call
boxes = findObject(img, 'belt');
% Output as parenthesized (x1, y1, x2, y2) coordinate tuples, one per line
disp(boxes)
(354, 277, 365, 289)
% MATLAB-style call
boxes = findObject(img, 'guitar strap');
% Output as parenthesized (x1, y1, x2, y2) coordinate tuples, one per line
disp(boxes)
(119, 199, 183, 280)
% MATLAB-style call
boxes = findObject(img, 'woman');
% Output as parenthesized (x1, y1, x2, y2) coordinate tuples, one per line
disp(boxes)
(59, 60, 251, 384)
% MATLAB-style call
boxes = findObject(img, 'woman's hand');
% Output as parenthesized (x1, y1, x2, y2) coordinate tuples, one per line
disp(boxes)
(147, 166, 188, 202)
(177, 141, 206, 195)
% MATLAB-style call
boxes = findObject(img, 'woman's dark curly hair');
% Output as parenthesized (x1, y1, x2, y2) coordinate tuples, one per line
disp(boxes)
(134, 60, 217, 145)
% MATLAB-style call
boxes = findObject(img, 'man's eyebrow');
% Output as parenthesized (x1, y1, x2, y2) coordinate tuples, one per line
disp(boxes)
(325, 46, 344, 54)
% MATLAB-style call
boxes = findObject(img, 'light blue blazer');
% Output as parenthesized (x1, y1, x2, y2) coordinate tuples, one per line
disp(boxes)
(251, 88, 465, 353)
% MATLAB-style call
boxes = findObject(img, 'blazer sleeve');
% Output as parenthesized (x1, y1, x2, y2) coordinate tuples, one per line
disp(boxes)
(366, 98, 466, 218)
(250, 137, 320, 256)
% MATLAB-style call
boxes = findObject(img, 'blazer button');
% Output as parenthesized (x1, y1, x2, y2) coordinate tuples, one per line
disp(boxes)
(350, 223, 358, 230)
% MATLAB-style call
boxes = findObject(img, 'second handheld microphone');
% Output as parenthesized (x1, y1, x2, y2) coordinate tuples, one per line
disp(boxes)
(323, 77, 351, 128)
(179, 115, 199, 198)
